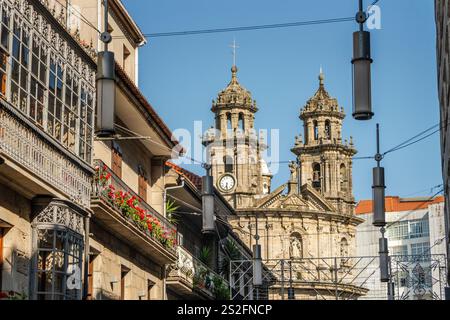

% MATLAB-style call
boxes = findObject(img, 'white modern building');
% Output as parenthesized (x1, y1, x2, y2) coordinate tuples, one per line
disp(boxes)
(356, 196, 447, 300)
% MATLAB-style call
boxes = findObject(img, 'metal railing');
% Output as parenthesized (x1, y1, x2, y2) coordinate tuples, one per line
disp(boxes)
(169, 246, 230, 299)
(230, 254, 448, 300)
(92, 159, 177, 249)
(0, 104, 91, 207)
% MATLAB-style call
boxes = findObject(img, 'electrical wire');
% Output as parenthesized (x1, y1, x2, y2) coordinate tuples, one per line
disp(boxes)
(383, 123, 442, 156)
(111, 17, 355, 39)
(110, 0, 383, 39)
(385, 188, 444, 229)
(50, 0, 382, 40)
(53, 0, 102, 34)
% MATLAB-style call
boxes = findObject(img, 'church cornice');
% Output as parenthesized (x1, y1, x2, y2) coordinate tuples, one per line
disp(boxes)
(291, 143, 357, 157)
(234, 208, 364, 226)
(300, 110, 345, 120)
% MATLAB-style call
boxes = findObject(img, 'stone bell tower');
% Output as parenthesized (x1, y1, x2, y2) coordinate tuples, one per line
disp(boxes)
(291, 71, 357, 215)
(203, 65, 272, 209)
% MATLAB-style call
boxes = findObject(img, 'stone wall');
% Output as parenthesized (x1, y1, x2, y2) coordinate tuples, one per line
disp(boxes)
(89, 221, 164, 300)
(0, 183, 32, 296)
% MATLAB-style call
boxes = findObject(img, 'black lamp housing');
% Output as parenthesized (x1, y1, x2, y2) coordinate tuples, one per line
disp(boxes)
(252, 244, 263, 286)
(372, 166, 386, 227)
(202, 175, 215, 234)
(352, 30, 374, 120)
(96, 51, 116, 137)
(379, 237, 390, 282)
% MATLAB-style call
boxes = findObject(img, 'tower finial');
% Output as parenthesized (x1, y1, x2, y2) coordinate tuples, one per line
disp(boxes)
(319, 65, 325, 86)
(230, 38, 239, 67)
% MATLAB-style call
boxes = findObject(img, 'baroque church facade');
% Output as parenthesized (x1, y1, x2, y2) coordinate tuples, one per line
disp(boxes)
(203, 64, 365, 299)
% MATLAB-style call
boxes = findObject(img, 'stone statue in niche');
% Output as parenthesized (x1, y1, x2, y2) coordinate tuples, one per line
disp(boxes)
(289, 233, 303, 258)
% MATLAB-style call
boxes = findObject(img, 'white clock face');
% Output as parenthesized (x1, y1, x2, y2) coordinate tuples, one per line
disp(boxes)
(219, 175, 235, 192)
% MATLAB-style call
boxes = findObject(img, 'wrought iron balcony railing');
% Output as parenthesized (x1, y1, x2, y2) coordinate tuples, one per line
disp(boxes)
(168, 245, 230, 299)
(92, 159, 177, 250)
(0, 102, 91, 207)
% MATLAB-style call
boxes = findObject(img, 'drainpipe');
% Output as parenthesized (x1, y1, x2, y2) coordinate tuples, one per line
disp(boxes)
(163, 177, 185, 217)
(82, 211, 91, 300)
(162, 176, 185, 300)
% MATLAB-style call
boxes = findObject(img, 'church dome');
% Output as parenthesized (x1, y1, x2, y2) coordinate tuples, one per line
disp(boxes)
(213, 66, 257, 111)
(300, 70, 344, 120)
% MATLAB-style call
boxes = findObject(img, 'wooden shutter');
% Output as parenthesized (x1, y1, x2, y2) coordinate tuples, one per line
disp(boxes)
(111, 144, 122, 179)
(120, 270, 126, 300)
(138, 166, 147, 202)
(0, 73, 6, 96)
(87, 255, 95, 300)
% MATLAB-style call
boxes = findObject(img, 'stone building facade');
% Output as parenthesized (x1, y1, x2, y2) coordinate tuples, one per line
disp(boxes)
(205, 66, 364, 299)
(0, 0, 240, 300)
(435, 0, 450, 289)
(0, 0, 96, 300)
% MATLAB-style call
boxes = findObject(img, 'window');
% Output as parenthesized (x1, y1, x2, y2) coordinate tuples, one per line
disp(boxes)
(87, 254, 97, 300)
(340, 164, 347, 192)
(387, 219, 429, 241)
(238, 113, 245, 131)
(410, 242, 430, 261)
(0, 50, 6, 96)
(0, 5, 95, 163)
(32, 200, 86, 300)
(325, 120, 331, 140)
(224, 155, 233, 173)
(409, 219, 429, 239)
(111, 142, 122, 179)
(227, 113, 232, 132)
(0, 4, 10, 51)
(120, 266, 129, 300)
(36, 228, 84, 300)
(138, 165, 147, 202)
(387, 221, 409, 240)
(312, 163, 321, 190)
(313, 120, 319, 140)
(10, 17, 29, 114)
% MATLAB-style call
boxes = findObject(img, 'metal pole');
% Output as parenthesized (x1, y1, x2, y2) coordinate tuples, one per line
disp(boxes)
(334, 257, 339, 300)
(103, 0, 109, 51)
(387, 256, 395, 300)
(358, 0, 364, 31)
(281, 259, 285, 300)
(82, 213, 91, 300)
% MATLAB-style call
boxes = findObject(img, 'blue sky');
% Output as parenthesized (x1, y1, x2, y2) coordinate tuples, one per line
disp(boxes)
(122, 0, 441, 201)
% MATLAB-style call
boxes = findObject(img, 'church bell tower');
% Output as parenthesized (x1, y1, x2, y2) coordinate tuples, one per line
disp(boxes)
(291, 71, 357, 215)
(203, 64, 272, 209)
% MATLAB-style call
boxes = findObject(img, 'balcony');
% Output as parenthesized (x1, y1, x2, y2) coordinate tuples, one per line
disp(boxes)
(36, 0, 97, 59)
(0, 101, 92, 207)
(91, 159, 177, 265)
(167, 246, 230, 300)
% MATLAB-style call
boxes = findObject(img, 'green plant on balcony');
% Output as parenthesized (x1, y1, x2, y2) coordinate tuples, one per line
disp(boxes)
(166, 199, 179, 225)
(193, 266, 209, 289)
(220, 239, 242, 279)
(199, 246, 212, 266)
(94, 165, 177, 249)
(212, 275, 230, 300)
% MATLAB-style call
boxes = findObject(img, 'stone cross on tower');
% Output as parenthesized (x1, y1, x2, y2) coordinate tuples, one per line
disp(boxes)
(230, 39, 239, 67)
